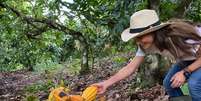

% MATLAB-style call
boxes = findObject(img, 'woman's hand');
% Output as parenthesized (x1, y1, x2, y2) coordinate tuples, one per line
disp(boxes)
(170, 70, 186, 88)
(92, 81, 110, 95)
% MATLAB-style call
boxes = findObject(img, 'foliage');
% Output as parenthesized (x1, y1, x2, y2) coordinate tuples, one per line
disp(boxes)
(0, 0, 201, 73)
(160, 1, 178, 21)
(181, 83, 190, 95)
(33, 61, 62, 72)
(186, 0, 201, 21)
(24, 80, 54, 94)
(23, 78, 68, 101)
(25, 95, 39, 101)
(2, 1, 201, 100)
(23, 83, 49, 100)
(160, 0, 201, 21)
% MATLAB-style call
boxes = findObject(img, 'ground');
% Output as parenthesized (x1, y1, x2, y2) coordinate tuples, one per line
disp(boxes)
(0, 57, 169, 101)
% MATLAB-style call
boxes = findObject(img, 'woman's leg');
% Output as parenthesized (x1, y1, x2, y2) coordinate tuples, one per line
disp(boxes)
(188, 67, 201, 101)
(163, 63, 184, 97)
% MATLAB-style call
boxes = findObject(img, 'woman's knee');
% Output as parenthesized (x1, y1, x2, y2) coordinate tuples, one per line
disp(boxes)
(163, 76, 172, 89)
(188, 79, 201, 98)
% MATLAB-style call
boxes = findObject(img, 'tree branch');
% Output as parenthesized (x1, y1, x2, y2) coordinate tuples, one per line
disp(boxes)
(174, 0, 193, 18)
(0, 2, 84, 39)
(147, 0, 160, 12)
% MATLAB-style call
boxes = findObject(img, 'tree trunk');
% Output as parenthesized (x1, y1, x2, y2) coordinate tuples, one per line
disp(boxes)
(173, 0, 193, 18)
(147, 0, 160, 12)
(80, 46, 89, 74)
(78, 36, 89, 75)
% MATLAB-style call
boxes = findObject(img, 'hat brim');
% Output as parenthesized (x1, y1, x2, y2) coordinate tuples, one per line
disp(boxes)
(121, 23, 170, 42)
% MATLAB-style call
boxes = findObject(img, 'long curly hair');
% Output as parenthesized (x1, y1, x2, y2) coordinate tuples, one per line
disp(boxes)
(153, 21, 201, 59)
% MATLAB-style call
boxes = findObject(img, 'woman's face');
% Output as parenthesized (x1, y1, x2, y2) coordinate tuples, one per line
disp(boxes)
(135, 33, 154, 49)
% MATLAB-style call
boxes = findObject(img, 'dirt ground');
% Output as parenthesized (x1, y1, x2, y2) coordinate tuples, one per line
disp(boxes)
(0, 70, 169, 101)
(0, 57, 169, 101)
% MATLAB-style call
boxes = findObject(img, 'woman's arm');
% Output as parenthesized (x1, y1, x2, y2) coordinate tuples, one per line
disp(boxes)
(103, 56, 144, 87)
(171, 47, 201, 88)
(184, 46, 201, 73)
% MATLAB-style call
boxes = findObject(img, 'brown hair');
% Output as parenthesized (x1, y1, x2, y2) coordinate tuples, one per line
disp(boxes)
(153, 21, 201, 59)
(168, 18, 201, 27)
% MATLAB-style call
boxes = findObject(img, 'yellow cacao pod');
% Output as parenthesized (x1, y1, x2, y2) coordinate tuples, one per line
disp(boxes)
(99, 96, 106, 101)
(48, 88, 54, 101)
(81, 86, 98, 101)
(69, 95, 84, 101)
(48, 87, 70, 101)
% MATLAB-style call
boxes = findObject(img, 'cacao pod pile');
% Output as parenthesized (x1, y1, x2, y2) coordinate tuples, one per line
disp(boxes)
(48, 86, 104, 101)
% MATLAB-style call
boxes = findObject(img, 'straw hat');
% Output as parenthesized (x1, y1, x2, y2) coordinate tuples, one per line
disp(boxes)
(121, 9, 170, 42)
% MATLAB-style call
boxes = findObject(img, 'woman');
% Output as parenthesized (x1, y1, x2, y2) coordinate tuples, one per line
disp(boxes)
(93, 9, 201, 100)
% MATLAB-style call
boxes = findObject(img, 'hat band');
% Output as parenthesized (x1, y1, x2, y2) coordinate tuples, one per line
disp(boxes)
(130, 21, 161, 33)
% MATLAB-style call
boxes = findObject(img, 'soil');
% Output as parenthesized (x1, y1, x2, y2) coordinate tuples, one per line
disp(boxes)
(0, 55, 169, 101)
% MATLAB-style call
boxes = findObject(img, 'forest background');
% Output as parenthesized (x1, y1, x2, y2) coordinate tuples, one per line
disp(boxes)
(0, 0, 201, 101)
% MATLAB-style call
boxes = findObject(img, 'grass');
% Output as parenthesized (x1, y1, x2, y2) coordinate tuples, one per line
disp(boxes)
(181, 83, 189, 95)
